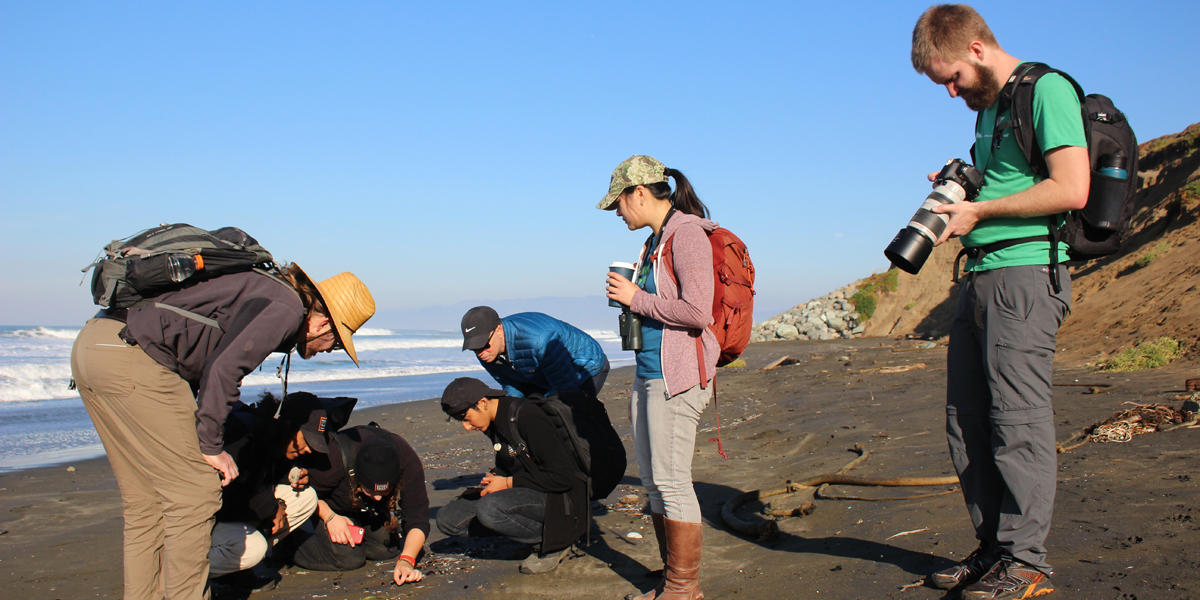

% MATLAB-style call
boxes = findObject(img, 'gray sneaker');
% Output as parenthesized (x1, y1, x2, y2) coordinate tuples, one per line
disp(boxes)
(519, 545, 575, 574)
(928, 546, 999, 589)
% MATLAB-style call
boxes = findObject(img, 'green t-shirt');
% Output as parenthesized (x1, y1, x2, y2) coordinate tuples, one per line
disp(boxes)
(964, 66, 1087, 271)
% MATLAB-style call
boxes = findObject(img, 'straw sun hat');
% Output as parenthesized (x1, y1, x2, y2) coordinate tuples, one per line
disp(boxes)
(294, 266, 376, 366)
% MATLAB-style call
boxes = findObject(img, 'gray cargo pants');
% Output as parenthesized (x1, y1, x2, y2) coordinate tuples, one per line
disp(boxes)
(946, 264, 1070, 574)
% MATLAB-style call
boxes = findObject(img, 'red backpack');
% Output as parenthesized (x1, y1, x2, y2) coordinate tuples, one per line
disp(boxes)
(660, 226, 756, 369)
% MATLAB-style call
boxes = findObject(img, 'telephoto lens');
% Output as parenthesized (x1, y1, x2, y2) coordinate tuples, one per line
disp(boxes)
(884, 158, 984, 274)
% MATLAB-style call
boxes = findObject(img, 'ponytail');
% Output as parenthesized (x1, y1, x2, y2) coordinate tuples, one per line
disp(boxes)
(663, 167, 708, 219)
(622, 166, 710, 219)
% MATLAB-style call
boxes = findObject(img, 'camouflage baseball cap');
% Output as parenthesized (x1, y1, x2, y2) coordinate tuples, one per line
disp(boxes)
(597, 155, 668, 210)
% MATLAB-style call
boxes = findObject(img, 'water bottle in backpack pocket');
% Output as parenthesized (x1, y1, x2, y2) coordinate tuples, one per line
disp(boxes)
(1082, 151, 1129, 232)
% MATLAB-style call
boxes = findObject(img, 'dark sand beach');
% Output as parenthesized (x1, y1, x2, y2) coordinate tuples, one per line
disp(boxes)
(3, 337, 1197, 599)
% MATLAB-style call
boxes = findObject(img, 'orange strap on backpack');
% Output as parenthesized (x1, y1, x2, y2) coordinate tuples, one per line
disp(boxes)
(697, 335, 728, 459)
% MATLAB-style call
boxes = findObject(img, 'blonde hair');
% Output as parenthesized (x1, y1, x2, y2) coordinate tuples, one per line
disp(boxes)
(911, 4, 998, 73)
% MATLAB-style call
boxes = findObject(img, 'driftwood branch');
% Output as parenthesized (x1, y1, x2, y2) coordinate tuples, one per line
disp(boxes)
(720, 444, 959, 540)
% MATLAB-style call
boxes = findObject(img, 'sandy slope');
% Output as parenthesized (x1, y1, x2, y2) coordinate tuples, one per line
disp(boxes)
(863, 122, 1200, 365)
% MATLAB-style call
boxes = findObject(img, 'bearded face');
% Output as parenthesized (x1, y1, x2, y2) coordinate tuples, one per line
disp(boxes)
(959, 62, 1003, 112)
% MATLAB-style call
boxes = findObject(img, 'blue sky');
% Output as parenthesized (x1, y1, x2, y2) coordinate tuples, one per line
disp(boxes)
(2, 1, 1196, 328)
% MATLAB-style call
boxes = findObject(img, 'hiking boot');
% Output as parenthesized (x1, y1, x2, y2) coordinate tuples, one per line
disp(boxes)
(210, 569, 280, 599)
(519, 545, 575, 574)
(928, 545, 999, 589)
(627, 518, 704, 600)
(961, 558, 1054, 600)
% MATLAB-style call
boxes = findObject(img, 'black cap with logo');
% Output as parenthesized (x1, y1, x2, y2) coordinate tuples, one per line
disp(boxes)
(460, 306, 501, 351)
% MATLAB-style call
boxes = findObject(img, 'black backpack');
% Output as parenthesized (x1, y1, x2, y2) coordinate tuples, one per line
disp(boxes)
(500, 394, 626, 501)
(85, 223, 280, 309)
(972, 62, 1138, 290)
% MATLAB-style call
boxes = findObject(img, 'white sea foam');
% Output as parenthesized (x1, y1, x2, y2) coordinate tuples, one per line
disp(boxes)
(356, 327, 395, 336)
(4, 327, 80, 340)
(585, 329, 621, 343)
(0, 362, 77, 402)
(353, 337, 462, 351)
(241, 363, 482, 386)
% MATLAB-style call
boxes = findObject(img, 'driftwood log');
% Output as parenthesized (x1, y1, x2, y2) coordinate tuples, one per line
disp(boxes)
(720, 445, 958, 541)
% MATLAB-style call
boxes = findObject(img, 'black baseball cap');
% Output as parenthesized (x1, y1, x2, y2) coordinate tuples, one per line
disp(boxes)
(461, 306, 501, 351)
(355, 438, 402, 497)
(440, 377, 505, 418)
(278, 392, 357, 454)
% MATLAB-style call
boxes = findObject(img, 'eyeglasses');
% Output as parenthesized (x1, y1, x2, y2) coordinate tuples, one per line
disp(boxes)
(451, 407, 471, 421)
(324, 328, 344, 351)
(473, 328, 497, 353)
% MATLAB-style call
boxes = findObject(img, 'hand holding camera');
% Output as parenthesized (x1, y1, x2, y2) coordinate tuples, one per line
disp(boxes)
(884, 158, 984, 274)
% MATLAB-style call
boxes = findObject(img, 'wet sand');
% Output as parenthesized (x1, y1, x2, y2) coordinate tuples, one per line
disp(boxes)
(2, 337, 1197, 599)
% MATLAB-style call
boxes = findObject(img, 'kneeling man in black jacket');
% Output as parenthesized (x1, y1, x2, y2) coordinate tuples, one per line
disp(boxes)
(437, 377, 588, 574)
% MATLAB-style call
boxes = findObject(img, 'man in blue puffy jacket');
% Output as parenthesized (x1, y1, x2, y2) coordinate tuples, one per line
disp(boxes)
(460, 306, 609, 401)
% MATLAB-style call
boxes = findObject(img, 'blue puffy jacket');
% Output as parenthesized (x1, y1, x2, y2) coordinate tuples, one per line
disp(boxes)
(481, 312, 608, 397)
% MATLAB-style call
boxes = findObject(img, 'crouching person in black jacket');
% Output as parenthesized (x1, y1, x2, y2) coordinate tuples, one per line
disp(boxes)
(436, 377, 588, 574)
(292, 420, 431, 586)
(207, 393, 329, 587)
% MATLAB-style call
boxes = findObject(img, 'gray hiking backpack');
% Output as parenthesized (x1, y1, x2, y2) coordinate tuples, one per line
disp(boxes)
(85, 223, 279, 309)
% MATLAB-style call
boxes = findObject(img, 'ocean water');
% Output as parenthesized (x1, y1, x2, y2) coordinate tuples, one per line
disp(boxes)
(0, 325, 626, 472)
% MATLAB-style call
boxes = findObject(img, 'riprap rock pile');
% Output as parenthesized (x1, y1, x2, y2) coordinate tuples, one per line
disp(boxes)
(752, 284, 864, 342)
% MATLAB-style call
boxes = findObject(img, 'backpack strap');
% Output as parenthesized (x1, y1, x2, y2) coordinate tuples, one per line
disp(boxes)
(498, 398, 530, 460)
(138, 266, 295, 332)
(968, 62, 1078, 294)
(707, 374, 729, 460)
(334, 430, 359, 482)
(996, 63, 1086, 178)
(149, 301, 223, 330)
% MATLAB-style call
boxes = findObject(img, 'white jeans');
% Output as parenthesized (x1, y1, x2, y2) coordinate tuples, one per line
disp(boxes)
(632, 378, 711, 523)
(208, 485, 317, 577)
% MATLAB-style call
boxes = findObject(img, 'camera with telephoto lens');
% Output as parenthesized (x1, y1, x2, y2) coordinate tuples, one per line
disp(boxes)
(884, 158, 985, 274)
(618, 310, 642, 351)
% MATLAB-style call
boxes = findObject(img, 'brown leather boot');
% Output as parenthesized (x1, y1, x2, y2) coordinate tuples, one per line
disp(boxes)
(627, 517, 665, 600)
(650, 513, 667, 575)
(626, 518, 704, 600)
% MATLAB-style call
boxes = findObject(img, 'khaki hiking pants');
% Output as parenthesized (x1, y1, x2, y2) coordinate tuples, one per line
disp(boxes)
(632, 378, 711, 523)
(208, 485, 317, 577)
(71, 318, 221, 600)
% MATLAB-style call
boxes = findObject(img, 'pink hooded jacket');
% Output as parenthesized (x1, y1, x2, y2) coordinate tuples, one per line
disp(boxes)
(630, 212, 719, 397)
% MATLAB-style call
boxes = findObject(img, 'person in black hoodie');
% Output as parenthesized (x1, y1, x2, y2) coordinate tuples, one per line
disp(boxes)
(292, 421, 431, 587)
(436, 377, 588, 574)
(207, 392, 354, 582)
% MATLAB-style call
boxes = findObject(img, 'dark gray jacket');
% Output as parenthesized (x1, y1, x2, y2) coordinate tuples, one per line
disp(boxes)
(123, 270, 303, 454)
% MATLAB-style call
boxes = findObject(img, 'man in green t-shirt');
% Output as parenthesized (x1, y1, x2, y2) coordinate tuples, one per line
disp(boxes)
(909, 5, 1090, 600)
